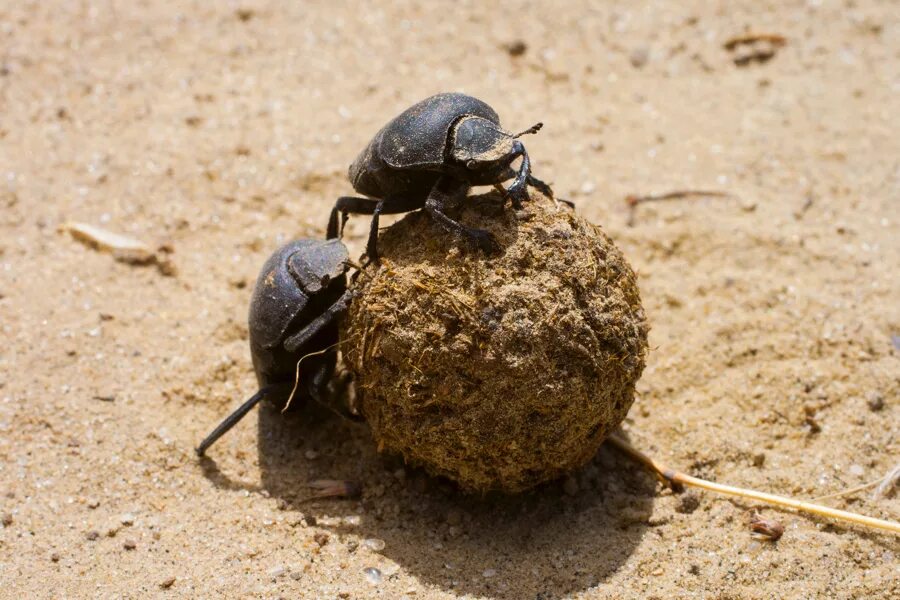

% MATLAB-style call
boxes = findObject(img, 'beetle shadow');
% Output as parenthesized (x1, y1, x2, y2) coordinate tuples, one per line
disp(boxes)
(257, 403, 654, 600)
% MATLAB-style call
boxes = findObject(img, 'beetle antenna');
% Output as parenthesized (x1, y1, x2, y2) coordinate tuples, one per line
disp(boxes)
(514, 122, 543, 138)
(196, 384, 284, 456)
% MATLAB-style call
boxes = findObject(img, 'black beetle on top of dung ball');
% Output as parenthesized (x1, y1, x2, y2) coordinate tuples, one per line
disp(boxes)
(327, 92, 568, 261)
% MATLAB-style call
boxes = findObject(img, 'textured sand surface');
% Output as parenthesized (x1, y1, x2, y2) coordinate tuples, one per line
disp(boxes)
(1, 1, 898, 598)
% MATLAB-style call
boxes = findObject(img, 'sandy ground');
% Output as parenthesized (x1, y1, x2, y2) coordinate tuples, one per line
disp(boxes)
(1, 1, 898, 598)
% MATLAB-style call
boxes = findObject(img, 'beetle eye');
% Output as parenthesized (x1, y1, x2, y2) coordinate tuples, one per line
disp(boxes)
(466, 159, 478, 170)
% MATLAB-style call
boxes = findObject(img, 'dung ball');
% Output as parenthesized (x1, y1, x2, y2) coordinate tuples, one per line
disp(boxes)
(343, 193, 649, 493)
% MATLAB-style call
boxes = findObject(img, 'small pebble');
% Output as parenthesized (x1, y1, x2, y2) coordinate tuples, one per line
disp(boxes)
(86, 530, 100, 541)
(313, 532, 330, 546)
(629, 47, 649, 68)
(504, 40, 527, 57)
(268, 565, 285, 578)
(482, 568, 497, 578)
(123, 539, 137, 550)
(849, 464, 865, 477)
(1, 513, 12, 527)
(675, 492, 700, 514)
(363, 567, 383, 585)
(87, 499, 100, 509)
(160, 576, 176, 589)
(120, 513, 135, 526)
(235, 8, 254, 22)
(866, 391, 884, 412)
(290, 571, 302, 581)
(304, 449, 319, 460)
(50, 552, 60, 562)
(363, 538, 386, 552)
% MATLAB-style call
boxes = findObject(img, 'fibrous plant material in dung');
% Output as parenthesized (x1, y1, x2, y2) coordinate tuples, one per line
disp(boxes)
(343, 192, 649, 493)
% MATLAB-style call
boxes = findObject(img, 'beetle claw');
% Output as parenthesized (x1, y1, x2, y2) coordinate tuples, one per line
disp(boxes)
(507, 185, 529, 209)
(469, 229, 500, 254)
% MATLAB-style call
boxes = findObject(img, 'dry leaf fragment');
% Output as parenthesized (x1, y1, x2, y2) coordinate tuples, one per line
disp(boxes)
(60, 222, 176, 275)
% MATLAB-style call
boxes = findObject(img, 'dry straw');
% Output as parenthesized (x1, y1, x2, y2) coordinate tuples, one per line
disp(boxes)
(608, 434, 900, 535)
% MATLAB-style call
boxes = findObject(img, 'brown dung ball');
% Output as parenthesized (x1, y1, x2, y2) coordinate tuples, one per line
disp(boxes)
(343, 193, 649, 493)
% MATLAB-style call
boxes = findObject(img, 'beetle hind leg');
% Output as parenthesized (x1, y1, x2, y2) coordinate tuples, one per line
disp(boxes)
(327, 196, 378, 240)
(196, 383, 291, 456)
(326, 196, 423, 262)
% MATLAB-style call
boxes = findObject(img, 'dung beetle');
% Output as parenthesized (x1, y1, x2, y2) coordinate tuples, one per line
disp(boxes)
(327, 92, 564, 261)
(196, 238, 354, 456)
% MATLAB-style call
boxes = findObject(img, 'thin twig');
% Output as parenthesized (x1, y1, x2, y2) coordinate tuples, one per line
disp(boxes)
(723, 33, 787, 51)
(625, 190, 733, 207)
(873, 463, 900, 499)
(812, 479, 885, 501)
(625, 190, 733, 226)
(282, 335, 356, 414)
(812, 462, 900, 501)
(607, 434, 900, 535)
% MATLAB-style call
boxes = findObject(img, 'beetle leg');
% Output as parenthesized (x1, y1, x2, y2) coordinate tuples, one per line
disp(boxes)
(283, 289, 354, 354)
(504, 140, 532, 209)
(327, 196, 379, 239)
(366, 199, 385, 261)
(305, 357, 364, 422)
(425, 177, 498, 254)
(327, 196, 423, 262)
(527, 174, 574, 209)
(196, 382, 292, 456)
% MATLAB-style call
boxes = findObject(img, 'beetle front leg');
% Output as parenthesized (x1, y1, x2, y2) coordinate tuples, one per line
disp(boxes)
(527, 174, 574, 209)
(504, 140, 532, 209)
(425, 177, 498, 254)
(283, 289, 354, 354)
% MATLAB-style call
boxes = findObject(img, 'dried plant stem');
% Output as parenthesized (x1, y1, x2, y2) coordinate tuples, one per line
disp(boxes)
(812, 478, 884, 501)
(607, 434, 900, 535)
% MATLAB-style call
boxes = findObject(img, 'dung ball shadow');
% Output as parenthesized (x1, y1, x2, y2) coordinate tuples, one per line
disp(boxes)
(256, 402, 653, 600)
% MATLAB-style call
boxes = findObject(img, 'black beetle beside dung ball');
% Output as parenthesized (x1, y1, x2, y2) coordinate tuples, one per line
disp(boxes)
(342, 193, 648, 493)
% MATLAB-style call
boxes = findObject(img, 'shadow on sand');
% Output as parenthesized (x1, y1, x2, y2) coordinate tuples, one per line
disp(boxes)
(202, 402, 656, 600)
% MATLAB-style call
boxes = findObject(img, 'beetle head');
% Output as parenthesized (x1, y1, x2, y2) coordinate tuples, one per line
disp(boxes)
(450, 116, 542, 178)
(287, 239, 349, 295)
